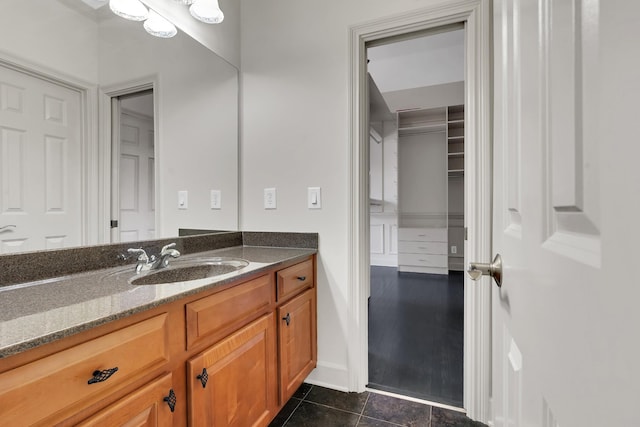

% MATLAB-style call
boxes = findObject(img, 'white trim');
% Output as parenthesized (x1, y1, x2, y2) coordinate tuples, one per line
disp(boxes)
(98, 76, 159, 244)
(366, 387, 466, 414)
(305, 361, 350, 392)
(348, 0, 492, 423)
(0, 50, 99, 247)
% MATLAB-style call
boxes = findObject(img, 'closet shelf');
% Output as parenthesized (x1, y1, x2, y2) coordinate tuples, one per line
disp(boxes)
(398, 123, 446, 136)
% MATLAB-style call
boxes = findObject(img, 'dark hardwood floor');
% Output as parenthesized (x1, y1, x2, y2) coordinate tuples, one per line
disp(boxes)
(368, 266, 464, 407)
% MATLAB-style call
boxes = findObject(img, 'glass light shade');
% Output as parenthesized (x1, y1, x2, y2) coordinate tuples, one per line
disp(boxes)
(144, 10, 178, 38)
(109, 0, 149, 21)
(190, 0, 224, 24)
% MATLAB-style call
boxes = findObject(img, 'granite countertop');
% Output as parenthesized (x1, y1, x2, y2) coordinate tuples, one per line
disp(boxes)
(0, 245, 316, 359)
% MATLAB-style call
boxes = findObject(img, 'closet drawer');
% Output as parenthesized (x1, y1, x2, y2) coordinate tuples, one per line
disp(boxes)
(398, 253, 448, 268)
(398, 241, 447, 255)
(186, 274, 273, 349)
(398, 227, 447, 242)
(277, 258, 314, 302)
(0, 314, 170, 426)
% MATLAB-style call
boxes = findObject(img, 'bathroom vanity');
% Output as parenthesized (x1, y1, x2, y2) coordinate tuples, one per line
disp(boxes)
(0, 232, 317, 426)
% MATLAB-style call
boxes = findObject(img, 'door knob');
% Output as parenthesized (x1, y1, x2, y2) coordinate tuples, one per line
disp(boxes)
(467, 254, 503, 287)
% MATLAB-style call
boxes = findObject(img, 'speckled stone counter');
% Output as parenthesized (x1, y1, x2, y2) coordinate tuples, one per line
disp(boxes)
(0, 234, 317, 359)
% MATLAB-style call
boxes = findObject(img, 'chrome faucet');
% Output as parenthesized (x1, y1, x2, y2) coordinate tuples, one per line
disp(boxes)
(127, 243, 181, 273)
(156, 243, 181, 269)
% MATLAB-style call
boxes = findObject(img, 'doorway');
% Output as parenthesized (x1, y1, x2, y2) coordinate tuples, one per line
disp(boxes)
(348, 1, 492, 422)
(366, 28, 465, 408)
(110, 89, 156, 243)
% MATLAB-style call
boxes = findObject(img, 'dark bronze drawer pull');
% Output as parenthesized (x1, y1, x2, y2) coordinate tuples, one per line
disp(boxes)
(197, 368, 209, 388)
(297, 276, 306, 281)
(282, 313, 291, 326)
(164, 389, 177, 412)
(88, 367, 119, 384)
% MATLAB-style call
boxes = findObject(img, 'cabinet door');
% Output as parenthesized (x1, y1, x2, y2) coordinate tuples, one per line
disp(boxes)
(278, 289, 317, 403)
(187, 314, 277, 427)
(77, 373, 175, 427)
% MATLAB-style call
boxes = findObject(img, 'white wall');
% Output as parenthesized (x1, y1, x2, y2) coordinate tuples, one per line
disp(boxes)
(398, 132, 448, 227)
(99, 15, 239, 235)
(240, 0, 453, 390)
(0, 0, 98, 83)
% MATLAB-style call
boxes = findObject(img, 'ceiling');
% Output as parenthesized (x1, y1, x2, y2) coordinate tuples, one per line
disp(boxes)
(367, 29, 465, 94)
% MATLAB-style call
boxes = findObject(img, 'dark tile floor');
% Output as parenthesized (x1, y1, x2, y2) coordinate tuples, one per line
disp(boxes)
(269, 383, 486, 427)
(368, 267, 464, 407)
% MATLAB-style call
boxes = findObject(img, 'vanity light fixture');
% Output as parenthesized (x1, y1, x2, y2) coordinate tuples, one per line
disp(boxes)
(109, 0, 149, 21)
(190, 0, 225, 24)
(109, 0, 224, 40)
(144, 10, 178, 38)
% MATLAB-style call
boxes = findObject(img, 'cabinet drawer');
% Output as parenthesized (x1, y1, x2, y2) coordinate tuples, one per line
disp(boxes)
(0, 314, 170, 426)
(277, 258, 313, 302)
(186, 274, 273, 350)
(398, 253, 448, 268)
(398, 228, 447, 242)
(77, 373, 175, 426)
(398, 241, 447, 255)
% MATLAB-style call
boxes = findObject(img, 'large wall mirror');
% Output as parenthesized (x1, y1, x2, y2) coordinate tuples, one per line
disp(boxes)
(0, 0, 239, 254)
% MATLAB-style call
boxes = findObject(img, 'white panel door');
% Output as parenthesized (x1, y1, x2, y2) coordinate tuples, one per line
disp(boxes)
(0, 64, 82, 253)
(119, 111, 154, 242)
(492, 1, 640, 426)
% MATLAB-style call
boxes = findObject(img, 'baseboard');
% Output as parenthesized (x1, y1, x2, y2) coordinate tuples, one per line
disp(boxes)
(305, 361, 350, 392)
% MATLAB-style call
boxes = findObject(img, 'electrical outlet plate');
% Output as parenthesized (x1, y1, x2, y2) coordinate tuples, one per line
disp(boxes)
(308, 187, 322, 209)
(264, 188, 276, 209)
(210, 190, 221, 209)
(178, 191, 188, 210)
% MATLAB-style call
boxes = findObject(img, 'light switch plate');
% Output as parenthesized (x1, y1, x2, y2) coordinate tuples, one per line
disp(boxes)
(264, 188, 277, 209)
(178, 190, 188, 210)
(308, 187, 322, 209)
(210, 190, 221, 209)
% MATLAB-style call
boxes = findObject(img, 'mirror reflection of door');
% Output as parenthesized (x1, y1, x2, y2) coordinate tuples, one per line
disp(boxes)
(112, 90, 155, 243)
(0, 63, 83, 253)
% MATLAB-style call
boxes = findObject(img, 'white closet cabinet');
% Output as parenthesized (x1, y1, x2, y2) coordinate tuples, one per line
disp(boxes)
(398, 227, 448, 274)
(397, 105, 465, 274)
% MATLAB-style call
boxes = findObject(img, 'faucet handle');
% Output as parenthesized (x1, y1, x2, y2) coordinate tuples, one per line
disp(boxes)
(127, 248, 149, 262)
(160, 243, 177, 254)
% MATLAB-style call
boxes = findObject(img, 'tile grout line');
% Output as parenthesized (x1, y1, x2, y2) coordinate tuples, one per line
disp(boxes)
(282, 385, 313, 426)
(429, 404, 432, 427)
(281, 398, 304, 427)
(355, 392, 371, 426)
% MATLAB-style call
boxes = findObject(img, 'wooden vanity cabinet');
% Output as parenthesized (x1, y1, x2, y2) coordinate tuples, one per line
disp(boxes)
(76, 373, 176, 427)
(0, 313, 171, 426)
(186, 314, 278, 427)
(278, 288, 317, 404)
(0, 255, 316, 426)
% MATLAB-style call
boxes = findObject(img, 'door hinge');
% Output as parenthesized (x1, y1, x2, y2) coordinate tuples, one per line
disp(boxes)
(465, 227, 468, 241)
(110, 220, 118, 229)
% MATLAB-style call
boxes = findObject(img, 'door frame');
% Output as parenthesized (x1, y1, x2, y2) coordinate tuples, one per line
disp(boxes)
(347, 0, 492, 421)
(98, 76, 159, 243)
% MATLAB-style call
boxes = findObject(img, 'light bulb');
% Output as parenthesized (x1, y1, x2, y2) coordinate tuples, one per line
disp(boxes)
(190, 0, 224, 24)
(144, 10, 178, 38)
(109, 0, 149, 21)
